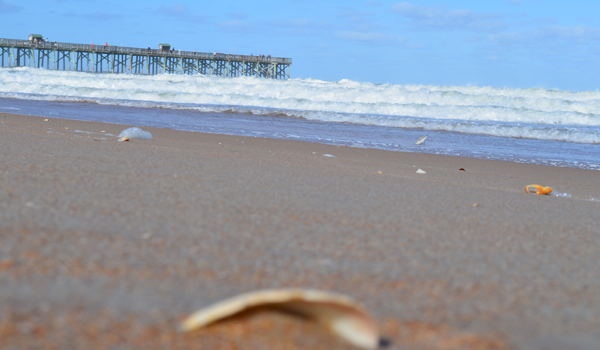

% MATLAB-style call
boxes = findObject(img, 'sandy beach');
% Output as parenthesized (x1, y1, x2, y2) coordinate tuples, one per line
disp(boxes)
(1, 112, 600, 349)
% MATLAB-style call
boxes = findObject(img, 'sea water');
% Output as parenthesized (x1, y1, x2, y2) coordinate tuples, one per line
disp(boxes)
(0, 67, 599, 169)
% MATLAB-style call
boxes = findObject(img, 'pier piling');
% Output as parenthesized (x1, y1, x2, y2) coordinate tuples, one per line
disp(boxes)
(0, 38, 292, 79)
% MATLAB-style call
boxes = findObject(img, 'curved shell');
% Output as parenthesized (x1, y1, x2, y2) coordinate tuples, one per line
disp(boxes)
(525, 184, 553, 195)
(180, 289, 379, 349)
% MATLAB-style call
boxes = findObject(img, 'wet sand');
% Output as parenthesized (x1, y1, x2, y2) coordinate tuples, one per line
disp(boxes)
(1, 112, 600, 349)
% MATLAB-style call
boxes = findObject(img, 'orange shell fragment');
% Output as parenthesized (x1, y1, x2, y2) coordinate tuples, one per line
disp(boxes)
(525, 184, 553, 195)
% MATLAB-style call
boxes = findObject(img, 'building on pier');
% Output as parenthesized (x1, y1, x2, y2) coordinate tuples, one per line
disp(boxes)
(28, 34, 44, 44)
(0, 37, 292, 79)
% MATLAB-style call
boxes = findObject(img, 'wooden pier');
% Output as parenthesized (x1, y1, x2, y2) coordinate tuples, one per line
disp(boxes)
(0, 37, 292, 79)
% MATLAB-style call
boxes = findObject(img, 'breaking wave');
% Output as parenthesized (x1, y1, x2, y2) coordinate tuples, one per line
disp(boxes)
(1, 67, 599, 144)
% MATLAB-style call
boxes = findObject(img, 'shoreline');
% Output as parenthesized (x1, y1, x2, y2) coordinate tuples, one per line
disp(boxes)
(2, 112, 600, 349)
(3, 110, 599, 178)
(2, 96, 600, 172)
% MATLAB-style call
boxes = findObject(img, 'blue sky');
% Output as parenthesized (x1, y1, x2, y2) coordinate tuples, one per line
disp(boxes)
(2, 0, 600, 91)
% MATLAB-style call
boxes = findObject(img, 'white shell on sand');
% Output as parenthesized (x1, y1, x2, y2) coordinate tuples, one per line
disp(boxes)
(180, 289, 379, 349)
(416, 169, 426, 174)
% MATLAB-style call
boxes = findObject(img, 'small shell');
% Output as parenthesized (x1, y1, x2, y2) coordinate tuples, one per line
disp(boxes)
(416, 169, 426, 174)
(119, 137, 130, 142)
(44, 119, 49, 122)
(525, 184, 553, 195)
(180, 289, 379, 349)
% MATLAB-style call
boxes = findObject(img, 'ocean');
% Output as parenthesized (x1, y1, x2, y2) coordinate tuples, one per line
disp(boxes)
(1, 67, 599, 170)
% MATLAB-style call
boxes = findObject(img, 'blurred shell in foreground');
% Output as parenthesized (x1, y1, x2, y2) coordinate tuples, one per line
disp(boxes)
(180, 289, 379, 349)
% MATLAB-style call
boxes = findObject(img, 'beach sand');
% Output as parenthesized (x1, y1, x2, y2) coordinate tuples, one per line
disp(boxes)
(1, 112, 599, 349)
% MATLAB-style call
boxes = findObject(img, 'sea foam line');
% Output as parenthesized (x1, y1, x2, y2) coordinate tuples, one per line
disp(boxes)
(1, 67, 600, 144)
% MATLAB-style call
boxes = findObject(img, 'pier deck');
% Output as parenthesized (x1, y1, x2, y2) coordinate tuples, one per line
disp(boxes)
(0, 38, 291, 79)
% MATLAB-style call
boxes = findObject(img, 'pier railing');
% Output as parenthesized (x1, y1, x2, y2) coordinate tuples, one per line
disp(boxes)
(0, 37, 292, 79)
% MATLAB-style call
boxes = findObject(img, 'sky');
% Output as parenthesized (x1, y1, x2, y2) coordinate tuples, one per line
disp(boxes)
(2, 0, 600, 91)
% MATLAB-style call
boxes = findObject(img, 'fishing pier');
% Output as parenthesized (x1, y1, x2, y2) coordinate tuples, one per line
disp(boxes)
(0, 36, 292, 79)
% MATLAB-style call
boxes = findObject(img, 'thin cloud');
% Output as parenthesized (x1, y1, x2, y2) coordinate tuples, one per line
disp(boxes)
(589, 45, 600, 55)
(0, 0, 23, 13)
(337, 6, 385, 31)
(335, 30, 407, 45)
(266, 19, 329, 29)
(263, 19, 331, 36)
(536, 26, 600, 41)
(365, 0, 383, 6)
(512, 16, 557, 26)
(390, 2, 507, 32)
(337, 7, 373, 18)
(154, 4, 207, 23)
(227, 12, 247, 20)
(217, 20, 254, 33)
(337, 6, 374, 26)
(63, 11, 124, 21)
(487, 25, 600, 49)
(156, 4, 188, 16)
(82, 12, 124, 21)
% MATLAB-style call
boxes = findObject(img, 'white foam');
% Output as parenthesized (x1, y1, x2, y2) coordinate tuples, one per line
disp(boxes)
(1, 67, 600, 144)
(118, 127, 152, 140)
